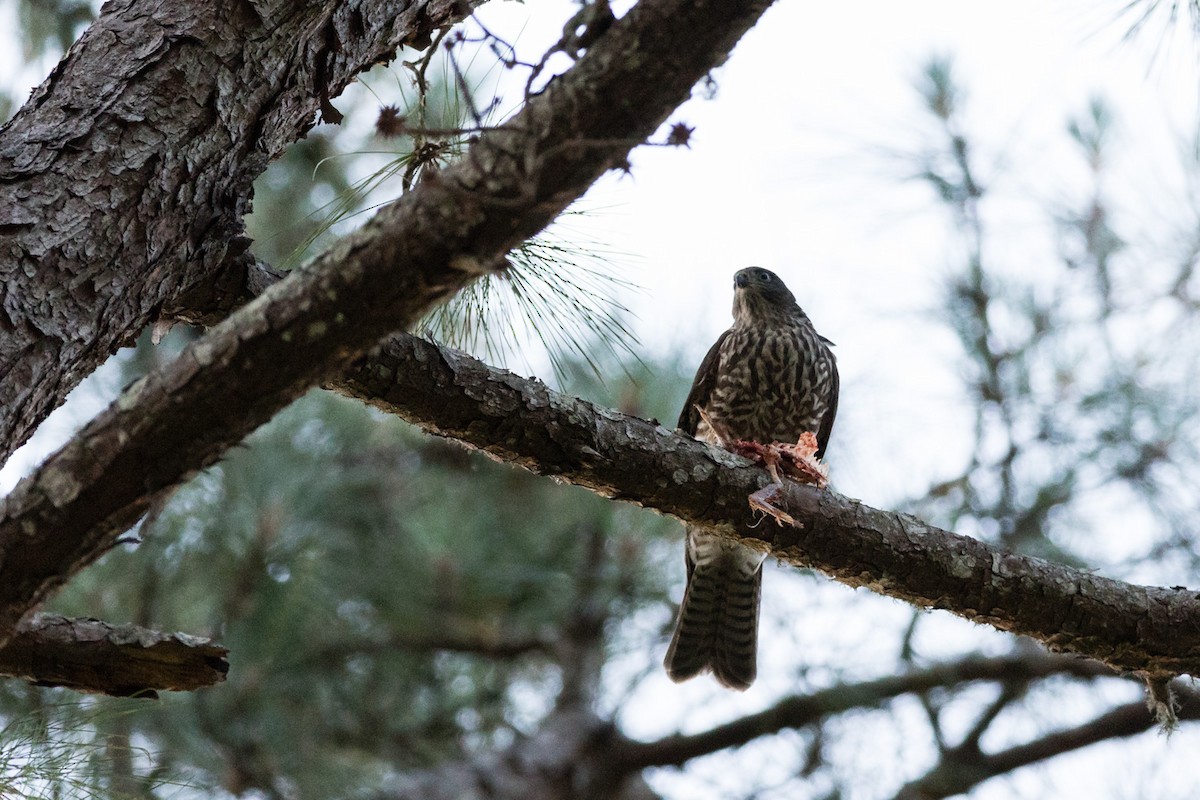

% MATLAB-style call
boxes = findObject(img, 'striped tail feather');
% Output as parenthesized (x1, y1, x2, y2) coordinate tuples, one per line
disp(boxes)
(664, 528, 765, 691)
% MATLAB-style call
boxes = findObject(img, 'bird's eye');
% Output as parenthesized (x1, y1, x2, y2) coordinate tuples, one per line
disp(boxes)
(756, 269, 770, 281)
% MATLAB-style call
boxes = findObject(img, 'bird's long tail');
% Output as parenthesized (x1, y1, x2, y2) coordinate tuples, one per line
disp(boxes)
(663, 528, 765, 690)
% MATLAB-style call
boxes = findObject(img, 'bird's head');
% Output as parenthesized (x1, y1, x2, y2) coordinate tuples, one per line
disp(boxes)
(732, 267, 798, 323)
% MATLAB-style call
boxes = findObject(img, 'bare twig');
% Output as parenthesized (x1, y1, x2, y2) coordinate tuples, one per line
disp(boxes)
(892, 678, 1200, 800)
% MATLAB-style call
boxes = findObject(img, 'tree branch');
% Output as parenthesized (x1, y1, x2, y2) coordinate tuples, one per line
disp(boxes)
(0, 0, 778, 645)
(893, 678, 1200, 800)
(0, 0, 481, 462)
(0, 613, 228, 697)
(613, 652, 1111, 770)
(325, 334, 1200, 676)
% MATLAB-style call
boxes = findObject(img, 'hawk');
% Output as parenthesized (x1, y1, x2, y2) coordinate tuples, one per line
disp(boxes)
(664, 267, 839, 690)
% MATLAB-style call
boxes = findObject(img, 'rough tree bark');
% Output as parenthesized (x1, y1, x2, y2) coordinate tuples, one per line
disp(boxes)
(0, 613, 227, 696)
(0, 0, 481, 464)
(0, 0, 777, 645)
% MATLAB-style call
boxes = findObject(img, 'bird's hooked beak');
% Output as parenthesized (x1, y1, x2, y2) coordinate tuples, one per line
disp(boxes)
(734, 271, 750, 289)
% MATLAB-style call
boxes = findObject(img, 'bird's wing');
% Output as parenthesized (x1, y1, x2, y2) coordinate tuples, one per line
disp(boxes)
(677, 330, 730, 435)
(816, 350, 839, 459)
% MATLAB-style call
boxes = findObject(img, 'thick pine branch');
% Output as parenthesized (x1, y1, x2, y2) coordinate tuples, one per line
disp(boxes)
(0, 613, 228, 697)
(0, 0, 482, 462)
(327, 334, 1200, 677)
(0, 0, 777, 645)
